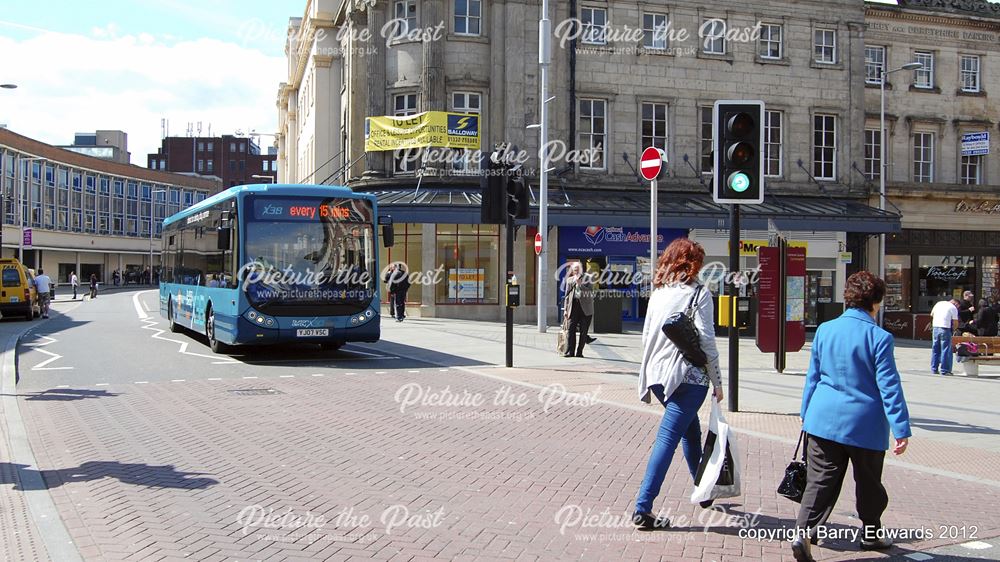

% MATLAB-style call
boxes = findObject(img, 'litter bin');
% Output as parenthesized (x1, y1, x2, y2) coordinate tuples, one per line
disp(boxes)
(592, 293, 623, 334)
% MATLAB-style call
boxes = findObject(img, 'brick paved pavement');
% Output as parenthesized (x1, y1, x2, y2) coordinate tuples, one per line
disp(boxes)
(15, 363, 1000, 561)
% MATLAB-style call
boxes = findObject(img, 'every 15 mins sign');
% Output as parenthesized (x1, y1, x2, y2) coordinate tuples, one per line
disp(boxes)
(961, 132, 989, 156)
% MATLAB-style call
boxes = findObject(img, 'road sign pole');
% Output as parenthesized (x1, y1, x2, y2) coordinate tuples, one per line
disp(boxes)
(728, 204, 740, 412)
(650, 178, 657, 292)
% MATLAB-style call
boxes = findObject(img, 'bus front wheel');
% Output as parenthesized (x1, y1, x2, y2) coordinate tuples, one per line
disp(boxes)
(206, 307, 230, 354)
(167, 299, 180, 333)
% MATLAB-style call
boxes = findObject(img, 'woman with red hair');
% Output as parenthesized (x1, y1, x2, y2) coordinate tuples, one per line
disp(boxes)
(633, 237, 724, 529)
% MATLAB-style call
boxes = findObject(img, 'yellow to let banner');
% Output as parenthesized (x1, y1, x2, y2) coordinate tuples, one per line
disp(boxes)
(364, 111, 481, 152)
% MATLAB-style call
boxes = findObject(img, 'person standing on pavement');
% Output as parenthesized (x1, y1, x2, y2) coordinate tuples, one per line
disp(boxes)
(958, 290, 976, 333)
(388, 263, 410, 322)
(563, 262, 594, 358)
(930, 297, 960, 375)
(792, 271, 911, 561)
(69, 271, 79, 300)
(633, 238, 723, 530)
(975, 298, 998, 337)
(89, 273, 98, 299)
(383, 264, 398, 320)
(33, 269, 52, 318)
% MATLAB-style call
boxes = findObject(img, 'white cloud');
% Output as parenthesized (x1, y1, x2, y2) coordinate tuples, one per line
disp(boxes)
(0, 26, 284, 165)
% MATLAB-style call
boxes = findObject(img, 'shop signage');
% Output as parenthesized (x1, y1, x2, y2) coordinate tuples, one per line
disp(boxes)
(961, 132, 989, 156)
(23, 228, 32, 248)
(838, 251, 853, 264)
(866, 21, 997, 42)
(735, 239, 807, 257)
(447, 268, 484, 300)
(882, 312, 914, 340)
(955, 199, 1000, 214)
(926, 266, 968, 282)
(364, 111, 480, 151)
(756, 246, 806, 354)
(560, 226, 685, 256)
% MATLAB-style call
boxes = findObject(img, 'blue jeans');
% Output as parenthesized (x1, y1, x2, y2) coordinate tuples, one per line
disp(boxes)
(931, 327, 953, 374)
(635, 383, 709, 514)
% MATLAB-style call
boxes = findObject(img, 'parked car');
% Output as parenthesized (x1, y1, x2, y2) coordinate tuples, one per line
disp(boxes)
(0, 258, 40, 320)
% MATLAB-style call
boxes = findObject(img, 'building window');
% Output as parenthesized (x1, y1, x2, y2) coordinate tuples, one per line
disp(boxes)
(759, 24, 782, 59)
(884, 254, 911, 312)
(451, 92, 481, 174)
(917, 255, 975, 313)
(239, 160, 245, 171)
(812, 114, 836, 180)
(239, 143, 245, 153)
(642, 13, 668, 50)
(435, 224, 499, 304)
(702, 18, 725, 55)
(913, 132, 934, 182)
(960, 55, 981, 93)
(581, 7, 607, 46)
(394, 0, 417, 35)
(378, 223, 424, 305)
(914, 51, 934, 89)
(393, 93, 419, 174)
(197, 142, 205, 152)
(207, 160, 214, 172)
(865, 45, 885, 85)
(455, 0, 481, 35)
(578, 98, 606, 170)
(699, 106, 713, 173)
(764, 110, 782, 177)
(640, 102, 667, 153)
(207, 142, 214, 151)
(229, 142, 236, 152)
(197, 159, 204, 172)
(814, 28, 836, 64)
(864, 128, 881, 180)
(229, 160, 236, 172)
(961, 154, 982, 185)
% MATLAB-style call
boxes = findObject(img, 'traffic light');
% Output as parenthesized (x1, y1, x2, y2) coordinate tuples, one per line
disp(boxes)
(480, 150, 506, 224)
(713, 100, 764, 204)
(507, 167, 530, 220)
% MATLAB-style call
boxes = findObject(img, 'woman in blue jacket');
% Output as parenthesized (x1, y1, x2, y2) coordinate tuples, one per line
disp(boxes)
(792, 271, 912, 562)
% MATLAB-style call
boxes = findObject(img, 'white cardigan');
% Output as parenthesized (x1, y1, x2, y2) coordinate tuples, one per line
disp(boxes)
(637, 282, 723, 404)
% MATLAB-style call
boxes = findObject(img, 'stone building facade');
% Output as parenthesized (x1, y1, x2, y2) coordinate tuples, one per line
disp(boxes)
(278, 0, 899, 325)
(865, 0, 1000, 339)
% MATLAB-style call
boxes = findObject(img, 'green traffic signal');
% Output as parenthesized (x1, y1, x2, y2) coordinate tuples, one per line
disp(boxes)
(728, 172, 750, 192)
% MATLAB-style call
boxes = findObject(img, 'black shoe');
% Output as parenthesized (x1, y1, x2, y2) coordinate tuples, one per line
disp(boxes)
(585, 336, 597, 344)
(860, 534, 893, 551)
(563, 353, 574, 358)
(632, 511, 669, 531)
(791, 537, 814, 562)
(575, 352, 584, 358)
(699, 499, 714, 509)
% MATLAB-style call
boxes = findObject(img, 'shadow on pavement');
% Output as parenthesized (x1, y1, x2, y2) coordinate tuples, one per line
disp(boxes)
(0, 461, 218, 491)
(16, 388, 121, 401)
(910, 417, 1000, 435)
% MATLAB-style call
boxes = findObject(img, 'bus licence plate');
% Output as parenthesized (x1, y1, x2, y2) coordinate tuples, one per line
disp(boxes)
(297, 329, 329, 337)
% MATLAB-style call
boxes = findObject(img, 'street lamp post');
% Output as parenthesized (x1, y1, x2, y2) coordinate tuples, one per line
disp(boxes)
(879, 61, 922, 325)
(16, 156, 44, 263)
(150, 189, 166, 283)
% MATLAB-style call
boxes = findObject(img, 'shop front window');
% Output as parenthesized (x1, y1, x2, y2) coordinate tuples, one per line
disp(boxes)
(917, 255, 975, 313)
(982, 256, 999, 303)
(378, 223, 423, 305)
(435, 224, 499, 304)
(884, 255, 911, 312)
(524, 226, 538, 306)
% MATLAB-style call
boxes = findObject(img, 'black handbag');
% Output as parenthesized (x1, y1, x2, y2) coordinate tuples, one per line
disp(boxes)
(660, 285, 708, 368)
(777, 431, 808, 503)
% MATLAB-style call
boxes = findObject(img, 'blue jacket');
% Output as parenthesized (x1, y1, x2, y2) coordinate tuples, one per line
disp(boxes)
(801, 307, 912, 451)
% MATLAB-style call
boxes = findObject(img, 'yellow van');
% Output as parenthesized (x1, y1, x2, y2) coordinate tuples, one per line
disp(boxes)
(0, 258, 40, 320)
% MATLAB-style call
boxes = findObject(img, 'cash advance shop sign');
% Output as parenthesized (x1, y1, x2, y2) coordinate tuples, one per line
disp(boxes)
(365, 111, 480, 151)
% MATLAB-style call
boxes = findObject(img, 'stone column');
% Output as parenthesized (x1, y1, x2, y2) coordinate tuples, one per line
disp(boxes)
(421, 0, 447, 174)
(364, 5, 388, 176)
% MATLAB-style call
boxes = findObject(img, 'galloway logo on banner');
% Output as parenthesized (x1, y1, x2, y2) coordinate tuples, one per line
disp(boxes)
(364, 111, 481, 152)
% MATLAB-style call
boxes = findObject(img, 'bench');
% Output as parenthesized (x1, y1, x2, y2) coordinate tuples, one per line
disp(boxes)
(951, 336, 1000, 376)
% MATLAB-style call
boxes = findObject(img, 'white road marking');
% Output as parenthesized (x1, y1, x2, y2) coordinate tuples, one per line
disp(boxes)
(132, 291, 149, 319)
(170, 379, 185, 382)
(143, 300, 152, 312)
(439, 369, 449, 372)
(311, 373, 324, 377)
(961, 541, 993, 550)
(242, 376, 258, 380)
(207, 377, 222, 381)
(904, 554, 933, 561)
(25, 336, 74, 371)
(345, 372, 356, 376)
(279, 375, 294, 378)
(95, 383, 108, 387)
(375, 371, 387, 374)
(139, 317, 237, 363)
(407, 370, 420, 373)
(55, 385, 69, 388)
(135, 381, 148, 384)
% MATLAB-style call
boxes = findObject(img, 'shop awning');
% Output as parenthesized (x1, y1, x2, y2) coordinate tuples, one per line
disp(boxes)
(366, 187, 900, 233)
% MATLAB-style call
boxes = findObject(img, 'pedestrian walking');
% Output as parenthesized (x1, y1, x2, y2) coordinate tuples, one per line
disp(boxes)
(633, 238, 723, 530)
(34, 269, 52, 318)
(930, 297, 960, 375)
(89, 273, 98, 299)
(383, 264, 398, 320)
(562, 262, 594, 358)
(792, 271, 911, 561)
(975, 298, 998, 337)
(70, 271, 79, 300)
(387, 263, 410, 322)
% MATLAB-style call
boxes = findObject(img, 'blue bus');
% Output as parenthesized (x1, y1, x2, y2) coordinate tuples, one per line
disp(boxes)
(159, 183, 388, 353)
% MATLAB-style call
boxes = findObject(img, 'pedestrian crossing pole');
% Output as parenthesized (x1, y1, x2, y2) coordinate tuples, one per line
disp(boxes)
(728, 204, 740, 412)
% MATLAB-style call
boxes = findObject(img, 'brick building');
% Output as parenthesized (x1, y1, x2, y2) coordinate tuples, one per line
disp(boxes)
(146, 135, 278, 188)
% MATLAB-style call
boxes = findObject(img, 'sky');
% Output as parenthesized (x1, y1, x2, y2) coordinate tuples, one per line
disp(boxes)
(0, 0, 297, 165)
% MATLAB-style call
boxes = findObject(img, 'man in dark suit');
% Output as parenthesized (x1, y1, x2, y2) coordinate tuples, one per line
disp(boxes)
(563, 262, 595, 358)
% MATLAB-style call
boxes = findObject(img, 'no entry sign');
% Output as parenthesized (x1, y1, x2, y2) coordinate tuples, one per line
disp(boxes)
(534, 232, 543, 256)
(640, 147, 663, 181)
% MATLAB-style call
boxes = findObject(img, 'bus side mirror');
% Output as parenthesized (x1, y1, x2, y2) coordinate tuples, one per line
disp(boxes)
(217, 227, 231, 250)
(382, 224, 394, 247)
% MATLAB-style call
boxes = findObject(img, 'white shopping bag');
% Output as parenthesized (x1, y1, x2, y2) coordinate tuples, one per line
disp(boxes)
(690, 400, 742, 503)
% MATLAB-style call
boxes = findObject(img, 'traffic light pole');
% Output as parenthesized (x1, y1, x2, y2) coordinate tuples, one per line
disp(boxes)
(505, 213, 514, 368)
(728, 204, 740, 412)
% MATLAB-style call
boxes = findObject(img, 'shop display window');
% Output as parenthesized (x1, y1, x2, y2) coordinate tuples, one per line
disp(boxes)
(884, 255, 911, 312)
(917, 255, 975, 312)
(435, 224, 499, 304)
(378, 223, 423, 305)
